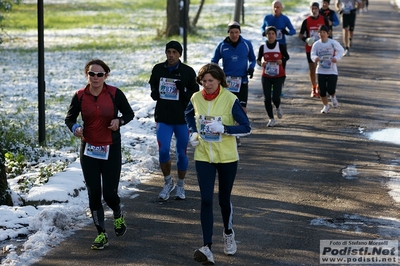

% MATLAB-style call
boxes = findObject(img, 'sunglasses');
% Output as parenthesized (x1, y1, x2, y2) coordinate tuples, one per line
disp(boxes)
(88, 71, 106, 77)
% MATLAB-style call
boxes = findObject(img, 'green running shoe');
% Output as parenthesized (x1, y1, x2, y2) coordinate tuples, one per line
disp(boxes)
(91, 232, 109, 250)
(114, 215, 127, 237)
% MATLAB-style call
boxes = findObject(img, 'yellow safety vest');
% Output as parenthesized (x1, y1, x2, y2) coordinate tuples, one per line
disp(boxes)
(191, 88, 239, 163)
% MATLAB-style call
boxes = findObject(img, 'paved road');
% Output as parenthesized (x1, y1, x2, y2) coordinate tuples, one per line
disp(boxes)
(33, 0, 400, 265)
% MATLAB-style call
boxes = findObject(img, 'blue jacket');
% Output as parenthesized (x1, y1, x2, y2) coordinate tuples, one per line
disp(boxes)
(211, 36, 256, 84)
(260, 14, 296, 45)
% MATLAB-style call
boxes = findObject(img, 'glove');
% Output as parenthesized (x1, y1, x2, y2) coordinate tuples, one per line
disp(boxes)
(207, 120, 224, 134)
(281, 29, 289, 35)
(189, 132, 199, 147)
(247, 68, 254, 79)
(175, 80, 184, 91)
(150, 90, 159, 100)
(262, 31, 266, 37)
(72, 124, 82, 136)
(306, 37, 315, 46)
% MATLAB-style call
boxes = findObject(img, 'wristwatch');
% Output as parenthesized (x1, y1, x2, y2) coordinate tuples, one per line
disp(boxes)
(118, 118, 125, 126)
(224, 126, 228, 134)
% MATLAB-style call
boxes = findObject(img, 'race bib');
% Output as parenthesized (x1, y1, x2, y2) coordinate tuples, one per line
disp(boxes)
(198, 115, 222, 142)
(276, 29, 283, 40)
(84, 143, 110, 160)
(226, 76, 242, 93)
(343, 2, 354, 13)
(159, 77, 179, 100)
(310, 30, 320, 42)
(320, 56, 332, 69)
(265, 62, 279, 76)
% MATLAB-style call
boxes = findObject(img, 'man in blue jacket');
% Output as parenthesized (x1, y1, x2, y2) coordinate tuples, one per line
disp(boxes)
(211, 21, 256, 146)
(260, 0, 296, 92)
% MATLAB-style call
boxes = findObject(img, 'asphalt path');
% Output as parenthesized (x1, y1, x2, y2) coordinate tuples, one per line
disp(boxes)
(33, 0, 400, 265)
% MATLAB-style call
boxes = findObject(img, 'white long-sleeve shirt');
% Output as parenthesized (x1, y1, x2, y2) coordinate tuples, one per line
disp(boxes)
(311, 38, 344, 75)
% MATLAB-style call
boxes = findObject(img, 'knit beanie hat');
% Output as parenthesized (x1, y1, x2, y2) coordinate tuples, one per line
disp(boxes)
(310, 1, 319, 8)
(165, 40, 183, 55)
(227, 21, 241, 32)
(265, 26, 277, 35)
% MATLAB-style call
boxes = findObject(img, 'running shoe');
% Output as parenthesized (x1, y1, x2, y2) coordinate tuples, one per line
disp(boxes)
(330, 95, 339, 107)
(194, 246, 215, 265)
(223, 230, 237, 255)
(91, 232, 109, 250)
(277, 106, 283, 119)
(158, 180, 175, 201)
(114, 215, 127, 237)
(321, 105, 331, 114)
(175, 185, 186, 200)
(267, 119, 275, 127)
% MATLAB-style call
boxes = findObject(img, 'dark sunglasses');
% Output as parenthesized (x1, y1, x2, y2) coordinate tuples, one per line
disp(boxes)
(88, 71, 106, 77)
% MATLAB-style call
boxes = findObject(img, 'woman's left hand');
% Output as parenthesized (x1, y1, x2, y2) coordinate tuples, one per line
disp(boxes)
(108, 119, 120, 131)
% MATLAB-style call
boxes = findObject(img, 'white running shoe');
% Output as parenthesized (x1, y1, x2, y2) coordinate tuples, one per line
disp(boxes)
(158, 180, 175, 200)
(193, 246, 215, 265)
(277, 106, 283, 119)
(223, 229, 237, 255)
(174, 185, 186, 200)
(330, 95, 339, 107)
(267, 119, 275, 127)
(321, 105, 331, 114)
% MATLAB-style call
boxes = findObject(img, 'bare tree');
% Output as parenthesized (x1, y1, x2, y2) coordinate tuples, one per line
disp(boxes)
(166, 0, 192, 37)
(166, 0, 180, 36)
(192, 0, 205, 28)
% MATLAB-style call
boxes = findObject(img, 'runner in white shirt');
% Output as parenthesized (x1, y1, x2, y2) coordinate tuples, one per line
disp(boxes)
(310, 25, 345, 114)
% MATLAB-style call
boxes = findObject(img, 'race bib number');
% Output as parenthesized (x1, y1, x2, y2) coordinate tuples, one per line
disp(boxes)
(265, 62, 279, 76)
(310, 30, 319, 42)
(276, 29, 283, 40)
(84, 143, 110, 160)
(343, 2, 354, 13)
(159, 77, 179, 100)
(320, 56, 332, 69)
(198, 115, 222, 142)
(226, 76, 242, 93)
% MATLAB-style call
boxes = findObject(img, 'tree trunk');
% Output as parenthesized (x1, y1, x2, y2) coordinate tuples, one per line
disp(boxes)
(166, 0, 180, 36)
(0, 146, 13, 206)
(192, 0, 205, 28)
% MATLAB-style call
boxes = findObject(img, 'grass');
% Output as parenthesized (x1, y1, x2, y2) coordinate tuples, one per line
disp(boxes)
(1, 0, 310, 189)
(6, 0, 166, 29)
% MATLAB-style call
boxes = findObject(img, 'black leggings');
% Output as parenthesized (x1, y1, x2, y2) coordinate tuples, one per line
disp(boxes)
(195, 161, 237, 246)
(261, 76, 285, 119)
(80, 141, 122, 233)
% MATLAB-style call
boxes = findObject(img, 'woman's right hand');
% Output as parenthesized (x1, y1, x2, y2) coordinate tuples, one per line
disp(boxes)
(74, 127, 83, 138)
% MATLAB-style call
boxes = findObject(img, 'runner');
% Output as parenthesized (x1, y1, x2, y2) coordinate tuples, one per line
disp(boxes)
(298, 2, 330, 97)
(336, 0, 361, 55)
(310, 25, 345, 113)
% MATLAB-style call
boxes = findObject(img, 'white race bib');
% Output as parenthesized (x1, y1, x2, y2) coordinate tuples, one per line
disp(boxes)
(320, 56, 332, 69)
(84, 143, 110, 160)
(198, 115, 223, 142)
(159, 77, 179, 100)
(265, 62, 279, 76)
(226, 76, 242, 93)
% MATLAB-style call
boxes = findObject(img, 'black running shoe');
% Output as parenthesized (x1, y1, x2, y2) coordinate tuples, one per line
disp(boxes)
(114, 215, 127, 237)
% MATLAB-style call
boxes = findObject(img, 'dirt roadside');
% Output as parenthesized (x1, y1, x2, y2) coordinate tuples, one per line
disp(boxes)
(32, 0, 400, 265)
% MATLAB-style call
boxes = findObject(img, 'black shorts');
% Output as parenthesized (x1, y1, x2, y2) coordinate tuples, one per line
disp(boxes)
(342, 11, 356, 31)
